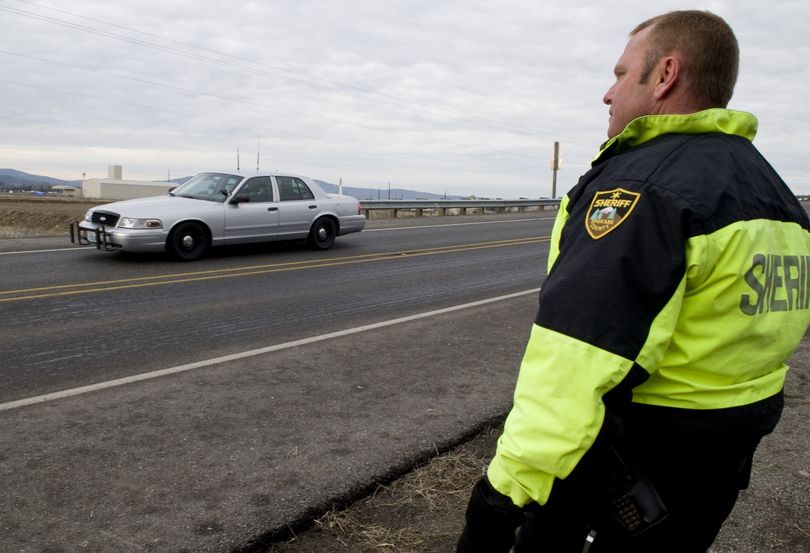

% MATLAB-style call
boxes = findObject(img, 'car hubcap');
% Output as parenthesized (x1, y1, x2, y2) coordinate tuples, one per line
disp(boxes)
(182, 235, 195, 250)
(317, 227, 327, 241)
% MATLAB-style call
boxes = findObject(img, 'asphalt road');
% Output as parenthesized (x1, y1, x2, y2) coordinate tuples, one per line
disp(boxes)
(0, 212, 555, 404)
(0, 212, 553, 551)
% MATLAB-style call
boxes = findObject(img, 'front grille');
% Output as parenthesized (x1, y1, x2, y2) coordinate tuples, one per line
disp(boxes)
(91, 211, 120, 226)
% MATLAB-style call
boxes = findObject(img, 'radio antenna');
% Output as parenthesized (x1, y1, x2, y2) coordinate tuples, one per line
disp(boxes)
(237, 148, 240, 171)
(256, 134, 261, 172)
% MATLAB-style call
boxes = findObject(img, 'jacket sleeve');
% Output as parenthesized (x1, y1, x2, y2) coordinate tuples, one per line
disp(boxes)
(487, 184, 689, 507)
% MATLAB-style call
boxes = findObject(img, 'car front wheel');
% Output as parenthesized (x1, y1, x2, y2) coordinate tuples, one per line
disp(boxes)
(168, 221, 210, 261)
(307, 217, 336, 250)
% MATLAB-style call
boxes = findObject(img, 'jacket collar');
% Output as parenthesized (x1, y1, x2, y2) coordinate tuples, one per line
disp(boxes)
(593, 108, 758, 165)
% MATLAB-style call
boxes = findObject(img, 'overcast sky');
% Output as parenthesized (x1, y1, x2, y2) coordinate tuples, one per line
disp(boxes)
(1, 0, 807, 198)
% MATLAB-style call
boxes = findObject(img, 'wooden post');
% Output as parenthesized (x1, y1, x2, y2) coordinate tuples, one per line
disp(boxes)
(551, 141, 560, 199)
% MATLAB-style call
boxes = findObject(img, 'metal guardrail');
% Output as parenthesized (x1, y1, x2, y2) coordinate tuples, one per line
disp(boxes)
(359, 198, 560, 217)
(359, 195, 810, 218)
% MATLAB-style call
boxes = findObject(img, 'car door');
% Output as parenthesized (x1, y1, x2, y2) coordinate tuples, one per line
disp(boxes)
(275, 176, 319, 238)
(223, 176, 280, 243)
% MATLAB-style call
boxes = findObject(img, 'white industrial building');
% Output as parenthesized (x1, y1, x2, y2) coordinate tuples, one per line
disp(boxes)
(81, 165, 175, 200)
(51, 185, 81, 197)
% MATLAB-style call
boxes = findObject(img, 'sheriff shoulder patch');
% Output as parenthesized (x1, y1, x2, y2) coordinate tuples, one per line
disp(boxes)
(585, 188, 641, 239)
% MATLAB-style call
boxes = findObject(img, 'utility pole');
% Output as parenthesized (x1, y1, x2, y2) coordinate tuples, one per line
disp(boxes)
(551, 141, 560, 199)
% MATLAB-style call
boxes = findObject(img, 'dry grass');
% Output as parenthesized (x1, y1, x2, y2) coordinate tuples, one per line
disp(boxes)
(0, 212, 79, 237)
(268, 427, 500, 553)
(0, 196, 98, 238)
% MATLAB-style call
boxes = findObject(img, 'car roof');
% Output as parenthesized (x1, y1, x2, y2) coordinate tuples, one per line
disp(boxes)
(200, 170, 312, 180)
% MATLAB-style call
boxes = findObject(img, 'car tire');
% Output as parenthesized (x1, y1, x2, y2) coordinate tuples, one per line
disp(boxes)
(168, 221, 210, 261)
(307, 217, 336, 250)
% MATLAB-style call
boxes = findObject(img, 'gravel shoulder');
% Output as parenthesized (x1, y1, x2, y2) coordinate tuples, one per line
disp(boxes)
(266, 335, 810, 553)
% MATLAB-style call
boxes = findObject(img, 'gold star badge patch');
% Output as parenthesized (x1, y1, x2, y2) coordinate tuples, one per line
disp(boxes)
(585, 188, 641, 239)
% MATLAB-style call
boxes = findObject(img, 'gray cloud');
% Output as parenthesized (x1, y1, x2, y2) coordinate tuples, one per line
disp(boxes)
(0, 0, 807, 197)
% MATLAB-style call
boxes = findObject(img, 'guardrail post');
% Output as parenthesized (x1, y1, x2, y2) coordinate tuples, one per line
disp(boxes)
(356, 197, 805, 221)
(358, 198, 563, 219)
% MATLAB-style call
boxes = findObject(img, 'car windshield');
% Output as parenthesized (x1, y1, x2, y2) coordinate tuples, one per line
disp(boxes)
(170, 172, 243, 202)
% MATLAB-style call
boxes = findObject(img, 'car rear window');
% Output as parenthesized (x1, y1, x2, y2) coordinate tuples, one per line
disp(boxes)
(277, 176, 315, 201)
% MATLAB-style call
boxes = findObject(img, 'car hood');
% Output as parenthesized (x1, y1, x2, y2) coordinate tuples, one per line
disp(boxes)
(93, 195, 223, 218)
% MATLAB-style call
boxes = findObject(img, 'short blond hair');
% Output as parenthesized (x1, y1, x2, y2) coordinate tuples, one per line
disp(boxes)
(633, 10, 739, 107)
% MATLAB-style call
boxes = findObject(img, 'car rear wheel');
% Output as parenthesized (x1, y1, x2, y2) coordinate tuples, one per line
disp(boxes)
(168, 221, 210, 261)
(307, 217, 336, 250)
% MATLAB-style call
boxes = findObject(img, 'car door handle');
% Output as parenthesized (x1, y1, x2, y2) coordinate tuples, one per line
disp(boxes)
(267, 207, 278, 212)
(308, 205, 317, 209)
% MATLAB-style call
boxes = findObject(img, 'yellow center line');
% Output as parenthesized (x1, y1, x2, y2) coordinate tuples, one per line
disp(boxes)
(1, 236, 549, 302)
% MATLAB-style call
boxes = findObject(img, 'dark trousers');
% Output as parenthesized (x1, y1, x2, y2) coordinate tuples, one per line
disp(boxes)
(513, 396, 782, 553)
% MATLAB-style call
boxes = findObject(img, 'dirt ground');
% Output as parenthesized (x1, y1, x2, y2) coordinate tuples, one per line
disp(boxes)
(264, 426, 498, 553)
(264, 362, 810, 553)
(0, 195, 104, 237)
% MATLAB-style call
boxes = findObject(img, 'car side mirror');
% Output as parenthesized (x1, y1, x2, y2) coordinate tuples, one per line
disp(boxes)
(230, 195, 250, 204)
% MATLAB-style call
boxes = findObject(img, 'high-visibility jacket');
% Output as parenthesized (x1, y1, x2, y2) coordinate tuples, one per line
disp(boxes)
(487, 108, 810, 508)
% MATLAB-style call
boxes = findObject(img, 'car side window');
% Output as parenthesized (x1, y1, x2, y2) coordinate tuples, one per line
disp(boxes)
(223, 176, 241, 194)
(239, 176, 273, 202)
(277, 176, 315, 201)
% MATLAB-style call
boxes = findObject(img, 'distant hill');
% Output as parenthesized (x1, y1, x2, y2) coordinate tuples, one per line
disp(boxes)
(0, 169, 81, 189)
(164, 176, 460, 200)
(0, 169, 462, 200)
(313, 180, 462, 201)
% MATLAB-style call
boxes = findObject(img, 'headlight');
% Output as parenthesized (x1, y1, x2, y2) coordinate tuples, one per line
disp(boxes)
(84, 210, 93, 221)
(118, 217, 163, 229)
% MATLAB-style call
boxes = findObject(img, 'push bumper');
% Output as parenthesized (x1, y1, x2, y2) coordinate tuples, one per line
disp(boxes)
(70, 220, 119, 251)
(69, 220, 167, 253)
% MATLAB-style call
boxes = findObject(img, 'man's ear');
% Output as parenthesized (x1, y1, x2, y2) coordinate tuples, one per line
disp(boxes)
(653, 56, 680, 101)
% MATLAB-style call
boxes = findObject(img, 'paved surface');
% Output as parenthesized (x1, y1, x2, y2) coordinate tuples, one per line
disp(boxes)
(0, 292, 536, 552)
(0, 268, 807, 552)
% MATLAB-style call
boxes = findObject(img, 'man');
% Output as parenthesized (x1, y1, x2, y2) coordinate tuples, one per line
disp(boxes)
(458, 10, 810, 553)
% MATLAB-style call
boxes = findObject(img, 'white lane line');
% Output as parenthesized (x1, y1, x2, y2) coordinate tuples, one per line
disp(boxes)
(0, 288, 540, 412)
(0, 247, 90, 255)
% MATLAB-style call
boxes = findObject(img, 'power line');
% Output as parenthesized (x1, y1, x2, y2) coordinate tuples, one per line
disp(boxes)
(2, 0, 593, 146)
(0, 48, 398, 134)
(0, 0, 600, 189)
(0, 47, 553, 162)
(0, 77, 553, 176)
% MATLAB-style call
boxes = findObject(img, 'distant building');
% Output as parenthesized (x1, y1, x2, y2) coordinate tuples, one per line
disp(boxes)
(51, 185, 80, 197)
(81, 165, 174, 200)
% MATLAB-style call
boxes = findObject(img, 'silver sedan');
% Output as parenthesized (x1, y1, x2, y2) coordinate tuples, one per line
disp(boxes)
(70, 171, 366, 260)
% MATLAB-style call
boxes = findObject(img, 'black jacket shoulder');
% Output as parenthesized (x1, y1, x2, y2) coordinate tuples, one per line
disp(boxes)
(581, 133, 809, 236)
